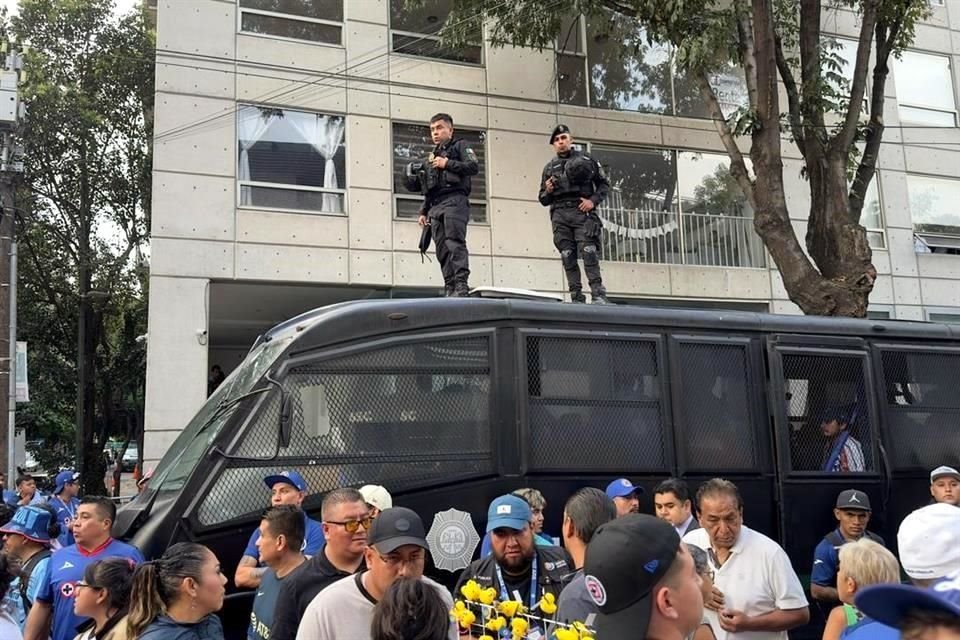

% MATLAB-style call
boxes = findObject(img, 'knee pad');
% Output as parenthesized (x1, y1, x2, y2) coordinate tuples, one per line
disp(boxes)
(582, 244, 599, 266)
(560, 248, 578, 270)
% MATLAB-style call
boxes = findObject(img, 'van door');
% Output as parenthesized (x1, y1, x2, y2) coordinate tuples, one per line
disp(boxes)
(767, 336, 886, 633)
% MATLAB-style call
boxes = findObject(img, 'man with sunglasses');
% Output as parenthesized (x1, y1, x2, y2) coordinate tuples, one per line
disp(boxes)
(296, 506, 456, 640)
(271, 488, 370, 640)
(235, 471, 325, 589)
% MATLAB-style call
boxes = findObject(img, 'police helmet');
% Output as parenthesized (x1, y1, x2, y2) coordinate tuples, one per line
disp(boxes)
(403, 161, 423, 193)
(564, 155, 594, 184)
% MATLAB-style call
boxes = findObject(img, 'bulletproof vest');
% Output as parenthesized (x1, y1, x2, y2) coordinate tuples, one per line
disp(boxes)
(547, 151, 595, 202)
(428, 138, 472, 199)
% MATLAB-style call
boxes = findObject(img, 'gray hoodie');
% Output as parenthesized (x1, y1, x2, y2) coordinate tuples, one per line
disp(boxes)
(136, 615, 224, 640)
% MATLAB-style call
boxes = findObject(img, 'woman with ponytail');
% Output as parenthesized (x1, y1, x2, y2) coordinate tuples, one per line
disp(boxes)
(126, 543, 226, 640)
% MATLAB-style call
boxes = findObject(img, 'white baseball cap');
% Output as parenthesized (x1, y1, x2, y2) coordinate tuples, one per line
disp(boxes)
(930, 466, 960, 482)
(898, 503, 960, 580)
(359, 484, 393, 511)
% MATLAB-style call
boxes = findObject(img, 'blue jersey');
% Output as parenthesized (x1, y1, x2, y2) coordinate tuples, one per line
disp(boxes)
(243, 514, 325, 559)
(37, 539, 143, 640)
(6, 554, 50, 628)
(811, 529, 885, 587)
(47, 496, 81, 548)
(841, 617, 898, 640)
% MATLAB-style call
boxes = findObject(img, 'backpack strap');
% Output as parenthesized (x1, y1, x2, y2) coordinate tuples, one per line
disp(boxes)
(19, 549, 51, 613)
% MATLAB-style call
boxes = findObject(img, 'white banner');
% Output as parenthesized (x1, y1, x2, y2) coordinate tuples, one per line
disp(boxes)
(15, 341, 28, 403)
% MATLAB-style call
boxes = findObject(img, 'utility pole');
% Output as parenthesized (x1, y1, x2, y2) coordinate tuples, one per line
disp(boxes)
(0, 43, 25, 484)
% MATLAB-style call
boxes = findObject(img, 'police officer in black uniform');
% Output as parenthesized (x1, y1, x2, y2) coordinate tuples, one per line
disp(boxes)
(417, 113, 479, 297)
(539, 124, 611, 304)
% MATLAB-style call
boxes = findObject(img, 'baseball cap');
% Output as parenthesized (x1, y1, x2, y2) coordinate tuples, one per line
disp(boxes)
(856, 571, 960, 630)
(898, 503, 960, 580)
(835, 489, 872, 512)
(931, 465, 960, 482)
(0, 505, 52, 544)
(366, 507, 428, 554)
(263, 470, 307, 492)
(54, 470, 79, 495)
(606, 478, 643, 500)
(584, 514, 682, 639)
(486, 495, 532, 532)
(359, 485, 393, 511)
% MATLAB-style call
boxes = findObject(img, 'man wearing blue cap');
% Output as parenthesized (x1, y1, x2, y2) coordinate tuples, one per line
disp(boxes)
(606, 478, 643, 517)
(235, 470, 325, 589)
(47, 470, 80, 548)
(454, 495, 572, 635)
(856, 571, 960, 639)
(1, 505, 55, 628)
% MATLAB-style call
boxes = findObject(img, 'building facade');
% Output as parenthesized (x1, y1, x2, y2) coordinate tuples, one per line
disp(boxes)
(144, 0, 960, 465)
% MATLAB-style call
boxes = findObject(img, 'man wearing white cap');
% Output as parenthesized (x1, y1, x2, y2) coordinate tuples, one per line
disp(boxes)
(844, 502, 960, 640)
(359, 485, 392, 517)
(930, 466, 960, 507)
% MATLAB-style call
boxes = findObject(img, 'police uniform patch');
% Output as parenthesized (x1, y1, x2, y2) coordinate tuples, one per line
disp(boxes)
(465, 147, 478, 163)
(426, 508, 480, 572)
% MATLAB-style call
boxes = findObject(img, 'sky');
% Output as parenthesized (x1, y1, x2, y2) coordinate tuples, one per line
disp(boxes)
(0, 0, 140, 16)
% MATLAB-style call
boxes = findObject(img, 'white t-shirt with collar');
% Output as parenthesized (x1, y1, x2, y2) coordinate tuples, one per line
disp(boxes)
(683, 525, 808, 640)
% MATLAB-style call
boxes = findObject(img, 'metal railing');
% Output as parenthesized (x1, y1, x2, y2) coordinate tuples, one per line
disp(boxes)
(596, 189, 767, 269)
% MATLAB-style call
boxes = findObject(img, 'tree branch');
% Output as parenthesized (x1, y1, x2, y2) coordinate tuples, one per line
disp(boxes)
(775, 32, 805, 156)
(696, 70, 756, 210)
(736, 3, 760, 111)
(799, 0, 826, 150)
(833, 0, 880, 155)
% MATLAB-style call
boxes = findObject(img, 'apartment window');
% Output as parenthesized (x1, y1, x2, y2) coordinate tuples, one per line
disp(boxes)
(893, 51, 957, 126)
(391, 123, 487, 222)
(584, 144, 764, 268)
(238, 105, 346, 214)
(929, 312, 960, 324)
(861, 177, 886, 250)
(390, 0, 482, 64)
(907, 174, 960, 253)
(557, 14, 747, 118)
(238, 0, 342, 45)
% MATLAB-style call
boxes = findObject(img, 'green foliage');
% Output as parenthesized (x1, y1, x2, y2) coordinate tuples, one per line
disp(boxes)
(10, 0, 154, 489)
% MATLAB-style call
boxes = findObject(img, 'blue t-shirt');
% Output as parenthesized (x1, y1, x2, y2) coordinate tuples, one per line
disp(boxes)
(37, 539, 143, 640)
(47, 496, 80, 548)
(248, 568, 286, 640)
(243, 514, 324, 560)
(479, 531, 554, 557)
(811, 529, 885, 587)
(6, 554, 50, 628)
(841, 617, 898, 640)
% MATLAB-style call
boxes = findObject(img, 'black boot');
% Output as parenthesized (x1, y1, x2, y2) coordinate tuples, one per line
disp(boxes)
(453, 280, 470, 297)
(443, 283, 455, 297)
(590, 285, 611, 305)
(570, 290, 586, 303)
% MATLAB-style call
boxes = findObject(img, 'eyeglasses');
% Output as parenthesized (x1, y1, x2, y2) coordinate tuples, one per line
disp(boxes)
(377, 551, 425, 567)
(75, 581, 103, 591)
(326, 516, 374, 534)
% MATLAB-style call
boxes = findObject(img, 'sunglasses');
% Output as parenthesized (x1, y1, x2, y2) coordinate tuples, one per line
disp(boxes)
(326, 516, 374, 534)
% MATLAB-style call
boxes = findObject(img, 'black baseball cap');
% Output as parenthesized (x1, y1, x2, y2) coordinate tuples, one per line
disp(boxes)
(550, 124, 571, 143)
(836, 489, 872, 512)
(583, 514, 681, 638)
(367, 507, 428, 554)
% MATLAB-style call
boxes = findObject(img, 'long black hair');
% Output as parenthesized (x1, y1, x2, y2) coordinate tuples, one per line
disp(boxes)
(127, 542, 211, 637)
(372, 578, 451, 640)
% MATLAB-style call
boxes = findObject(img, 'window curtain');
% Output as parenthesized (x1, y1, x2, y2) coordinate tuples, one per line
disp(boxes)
(288, 114, 346, 212)
(238, 107, 275, 205)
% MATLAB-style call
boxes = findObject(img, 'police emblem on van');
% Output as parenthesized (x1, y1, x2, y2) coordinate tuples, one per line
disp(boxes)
(426, 508, 480, 572)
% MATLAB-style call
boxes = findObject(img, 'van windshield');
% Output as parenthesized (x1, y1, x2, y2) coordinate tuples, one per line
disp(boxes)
(148, 335, 294, 493)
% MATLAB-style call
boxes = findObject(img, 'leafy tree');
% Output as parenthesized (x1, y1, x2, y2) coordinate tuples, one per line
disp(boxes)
(439, 0, 929, 316)
(11, 0, 153, 494)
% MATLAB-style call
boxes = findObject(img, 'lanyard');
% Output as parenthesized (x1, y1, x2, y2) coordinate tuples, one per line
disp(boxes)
(495, 555, 539, 611)
(53, 497, 76, 520)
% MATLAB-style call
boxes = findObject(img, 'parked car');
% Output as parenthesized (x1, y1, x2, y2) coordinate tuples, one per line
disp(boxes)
(121, 444, 139, 472)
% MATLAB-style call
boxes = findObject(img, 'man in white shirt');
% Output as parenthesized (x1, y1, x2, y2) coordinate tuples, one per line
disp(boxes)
(683, 478, 809, 640)
(296, 507, 456, 640)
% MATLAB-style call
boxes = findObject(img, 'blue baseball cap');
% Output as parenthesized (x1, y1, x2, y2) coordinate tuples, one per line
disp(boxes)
(264, 471, 307, 492)
(606, 478, 643, 500)
(856, 572, 960, 629)
(0, 505, 52, 544)
(486, 494, 532, 532)
(54, 470, 79, 495)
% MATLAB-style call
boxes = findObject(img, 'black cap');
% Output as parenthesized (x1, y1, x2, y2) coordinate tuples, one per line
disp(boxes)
(367, 507, 428, 554)
(584, 514, 681, 638)
(836, 489, 872, 512)
(550, 124, 571, 143)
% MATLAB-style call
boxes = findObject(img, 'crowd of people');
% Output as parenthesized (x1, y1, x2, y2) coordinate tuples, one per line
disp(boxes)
(0, 465, 957, 640)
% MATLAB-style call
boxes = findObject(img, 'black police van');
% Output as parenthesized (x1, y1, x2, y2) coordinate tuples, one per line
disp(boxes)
(115, 296, 960, 638)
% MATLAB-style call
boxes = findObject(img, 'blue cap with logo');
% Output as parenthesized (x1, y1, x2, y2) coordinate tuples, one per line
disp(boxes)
(0, 505, 52, 544)
(606, 478, 643, 500)
(486, 494, 532, 532)
(54, 470, 79, 495)
(263, 470, 307, 492)
(856, 571, 960, 630)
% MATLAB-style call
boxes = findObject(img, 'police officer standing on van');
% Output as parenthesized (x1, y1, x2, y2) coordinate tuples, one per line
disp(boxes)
(539, 124, 610, 304)
(417, 113, 479, 297)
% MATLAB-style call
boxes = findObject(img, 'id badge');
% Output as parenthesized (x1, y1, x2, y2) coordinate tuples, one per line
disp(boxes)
(526, 629, 543, 640)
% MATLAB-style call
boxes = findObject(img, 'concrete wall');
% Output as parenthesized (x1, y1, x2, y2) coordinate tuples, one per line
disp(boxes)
(144, 0, 960, 463)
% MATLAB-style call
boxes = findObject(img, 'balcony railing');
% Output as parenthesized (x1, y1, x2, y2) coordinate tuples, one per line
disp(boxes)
(596, 189, 767, 269)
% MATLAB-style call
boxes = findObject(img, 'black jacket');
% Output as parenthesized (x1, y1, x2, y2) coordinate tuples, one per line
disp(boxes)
(538, 149, 610, 210)
(421, 137, 479, 213)
(453, 545, 574, 633)
(270, 545, 366, 640)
